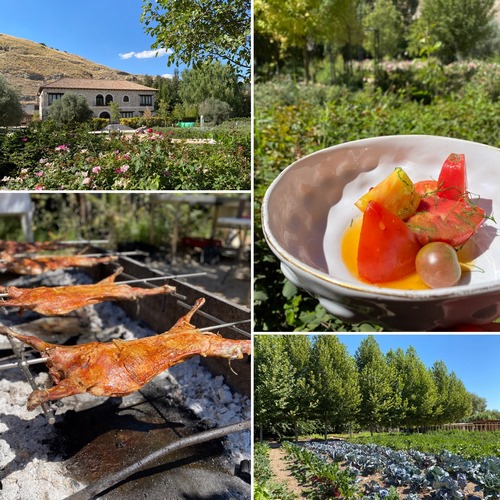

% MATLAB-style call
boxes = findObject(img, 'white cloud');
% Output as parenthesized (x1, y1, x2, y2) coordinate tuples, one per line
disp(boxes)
(162, 73, 175, 79)
(119, 51, 135, 60)
(119, 48, 172, 60)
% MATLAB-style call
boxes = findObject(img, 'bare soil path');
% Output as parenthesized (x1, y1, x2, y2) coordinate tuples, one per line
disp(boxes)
(268, 442, 308, 498)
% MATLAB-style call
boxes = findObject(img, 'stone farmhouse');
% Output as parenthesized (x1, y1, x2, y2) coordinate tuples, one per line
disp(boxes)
(38, 78, 157, 120)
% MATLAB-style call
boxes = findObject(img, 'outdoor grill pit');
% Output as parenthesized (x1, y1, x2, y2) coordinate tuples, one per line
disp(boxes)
(0, 254, 251, 499)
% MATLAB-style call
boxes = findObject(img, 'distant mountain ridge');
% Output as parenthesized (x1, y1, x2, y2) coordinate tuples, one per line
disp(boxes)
(0, 33, 144, 106)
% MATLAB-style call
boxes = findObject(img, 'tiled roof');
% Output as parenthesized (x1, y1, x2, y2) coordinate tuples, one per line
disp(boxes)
(39, 78, 157, 92)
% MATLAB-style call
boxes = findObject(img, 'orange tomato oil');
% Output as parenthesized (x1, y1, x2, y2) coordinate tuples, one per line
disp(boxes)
(341, 216, 430, 290)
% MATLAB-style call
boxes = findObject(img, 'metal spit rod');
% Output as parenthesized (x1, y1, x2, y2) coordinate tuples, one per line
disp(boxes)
(5, 336, 55, 424)
(177, 300, 251, 338)
(0, 272, 208, 299)
(117, 272, 207, 285)
(0, 356, 48, 371)
(59, 239, 110, 245)
(0, 250, 148, 262)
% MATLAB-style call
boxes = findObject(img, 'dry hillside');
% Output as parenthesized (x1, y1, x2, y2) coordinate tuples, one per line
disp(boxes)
(0, 33, 143, 106)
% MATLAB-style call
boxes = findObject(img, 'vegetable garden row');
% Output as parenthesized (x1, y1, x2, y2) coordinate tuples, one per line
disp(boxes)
(254, 442, 296, 500)
(280, 440, 500, 499)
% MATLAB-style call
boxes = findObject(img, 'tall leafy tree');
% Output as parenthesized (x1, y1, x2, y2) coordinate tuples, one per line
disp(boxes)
(282, 335, 318, 441)
(255, 0, 357, 82)
(469, 392, 488, 415)
(179, 62, 244, 114)
(362, 0, 405, 59)
(413, 0, 497, 62)
(141, 0, 250, 81)
(431, 361, 473, 424)
(446, 372, 473, 422)
(109, 101, 121, 124)
(0, 76, 24, 126)
(158, 71, 182, 113)
(255, 0, 315, 81)
(254, 335, 297, 440)
(396, 347, 439, 428)
(385, 348, 408, 428)
(310, 335, 360, 438)
(355, 336, 398, 433)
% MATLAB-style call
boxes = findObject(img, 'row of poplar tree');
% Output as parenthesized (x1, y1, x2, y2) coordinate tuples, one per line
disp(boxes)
(254, 335, 480, 441)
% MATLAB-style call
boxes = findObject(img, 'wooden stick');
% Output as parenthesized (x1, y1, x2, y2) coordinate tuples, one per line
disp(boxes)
(66, 420, 251, 500)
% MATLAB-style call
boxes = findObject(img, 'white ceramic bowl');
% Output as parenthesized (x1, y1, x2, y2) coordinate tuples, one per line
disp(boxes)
(262, 135, 500, 331)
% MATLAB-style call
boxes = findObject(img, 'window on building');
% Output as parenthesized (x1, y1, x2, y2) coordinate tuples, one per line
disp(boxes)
(105, 94, 113, 105)
(140, 94, 153, 106)
(123, 95, 129, 103)
(121, 111, 134, 118)
(48, 93, 64, 105)
(96, 94, 104, 106)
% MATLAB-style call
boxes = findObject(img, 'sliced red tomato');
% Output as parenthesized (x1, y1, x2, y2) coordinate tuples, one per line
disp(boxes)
(437, 153, 467, 200)
(406, 197, 485, 247)
(358, 201, 422, 283)
(414, 180, 439, 198)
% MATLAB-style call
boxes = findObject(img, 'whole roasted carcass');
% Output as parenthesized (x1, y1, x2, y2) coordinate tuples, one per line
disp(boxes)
(0, 267, 175, 315)
(0, 240, 73, 255)
(0, 298, 251, 410)
(0, 254, 118, 275)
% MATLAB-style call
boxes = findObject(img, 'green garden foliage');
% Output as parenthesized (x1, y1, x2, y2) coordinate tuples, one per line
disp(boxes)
(141, 0, 250, 81)
(0, 120, 250, 190)
(350, 430, 500, 461)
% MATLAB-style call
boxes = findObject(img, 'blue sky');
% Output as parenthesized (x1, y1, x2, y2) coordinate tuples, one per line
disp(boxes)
(0, 0, 185, 77)
(337, 334, 500, 411)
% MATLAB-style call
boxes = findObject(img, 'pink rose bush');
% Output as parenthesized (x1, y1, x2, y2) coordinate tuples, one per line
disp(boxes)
(0, 123, 250, 190)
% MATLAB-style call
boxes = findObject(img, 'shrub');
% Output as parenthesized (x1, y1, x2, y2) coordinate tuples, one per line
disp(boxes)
(199, 98, 232, 125)
(120, 116, 167, 128)
(91, 118, 109, 130)
(47, 93, 93, 127)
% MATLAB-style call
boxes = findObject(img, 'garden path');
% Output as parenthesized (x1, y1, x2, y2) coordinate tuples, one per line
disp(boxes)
(268, 442, 309, 498)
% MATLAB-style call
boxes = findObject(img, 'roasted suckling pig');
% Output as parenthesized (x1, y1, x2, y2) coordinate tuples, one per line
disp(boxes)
(0, 254, 118, 275)
(0, 240, 71, 255)
(0, 266, 175, 315)
(0, 298, 251, 410)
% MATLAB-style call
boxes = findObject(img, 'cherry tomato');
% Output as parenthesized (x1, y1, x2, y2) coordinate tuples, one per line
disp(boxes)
(358, 201, 421, 283)
(415, 242, 461, 288)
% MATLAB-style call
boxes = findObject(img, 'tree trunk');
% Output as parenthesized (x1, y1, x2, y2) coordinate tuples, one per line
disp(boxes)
(303, 45, 310, 83)
(329, 45, 336, 85)
(259, 423, 263, 443)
